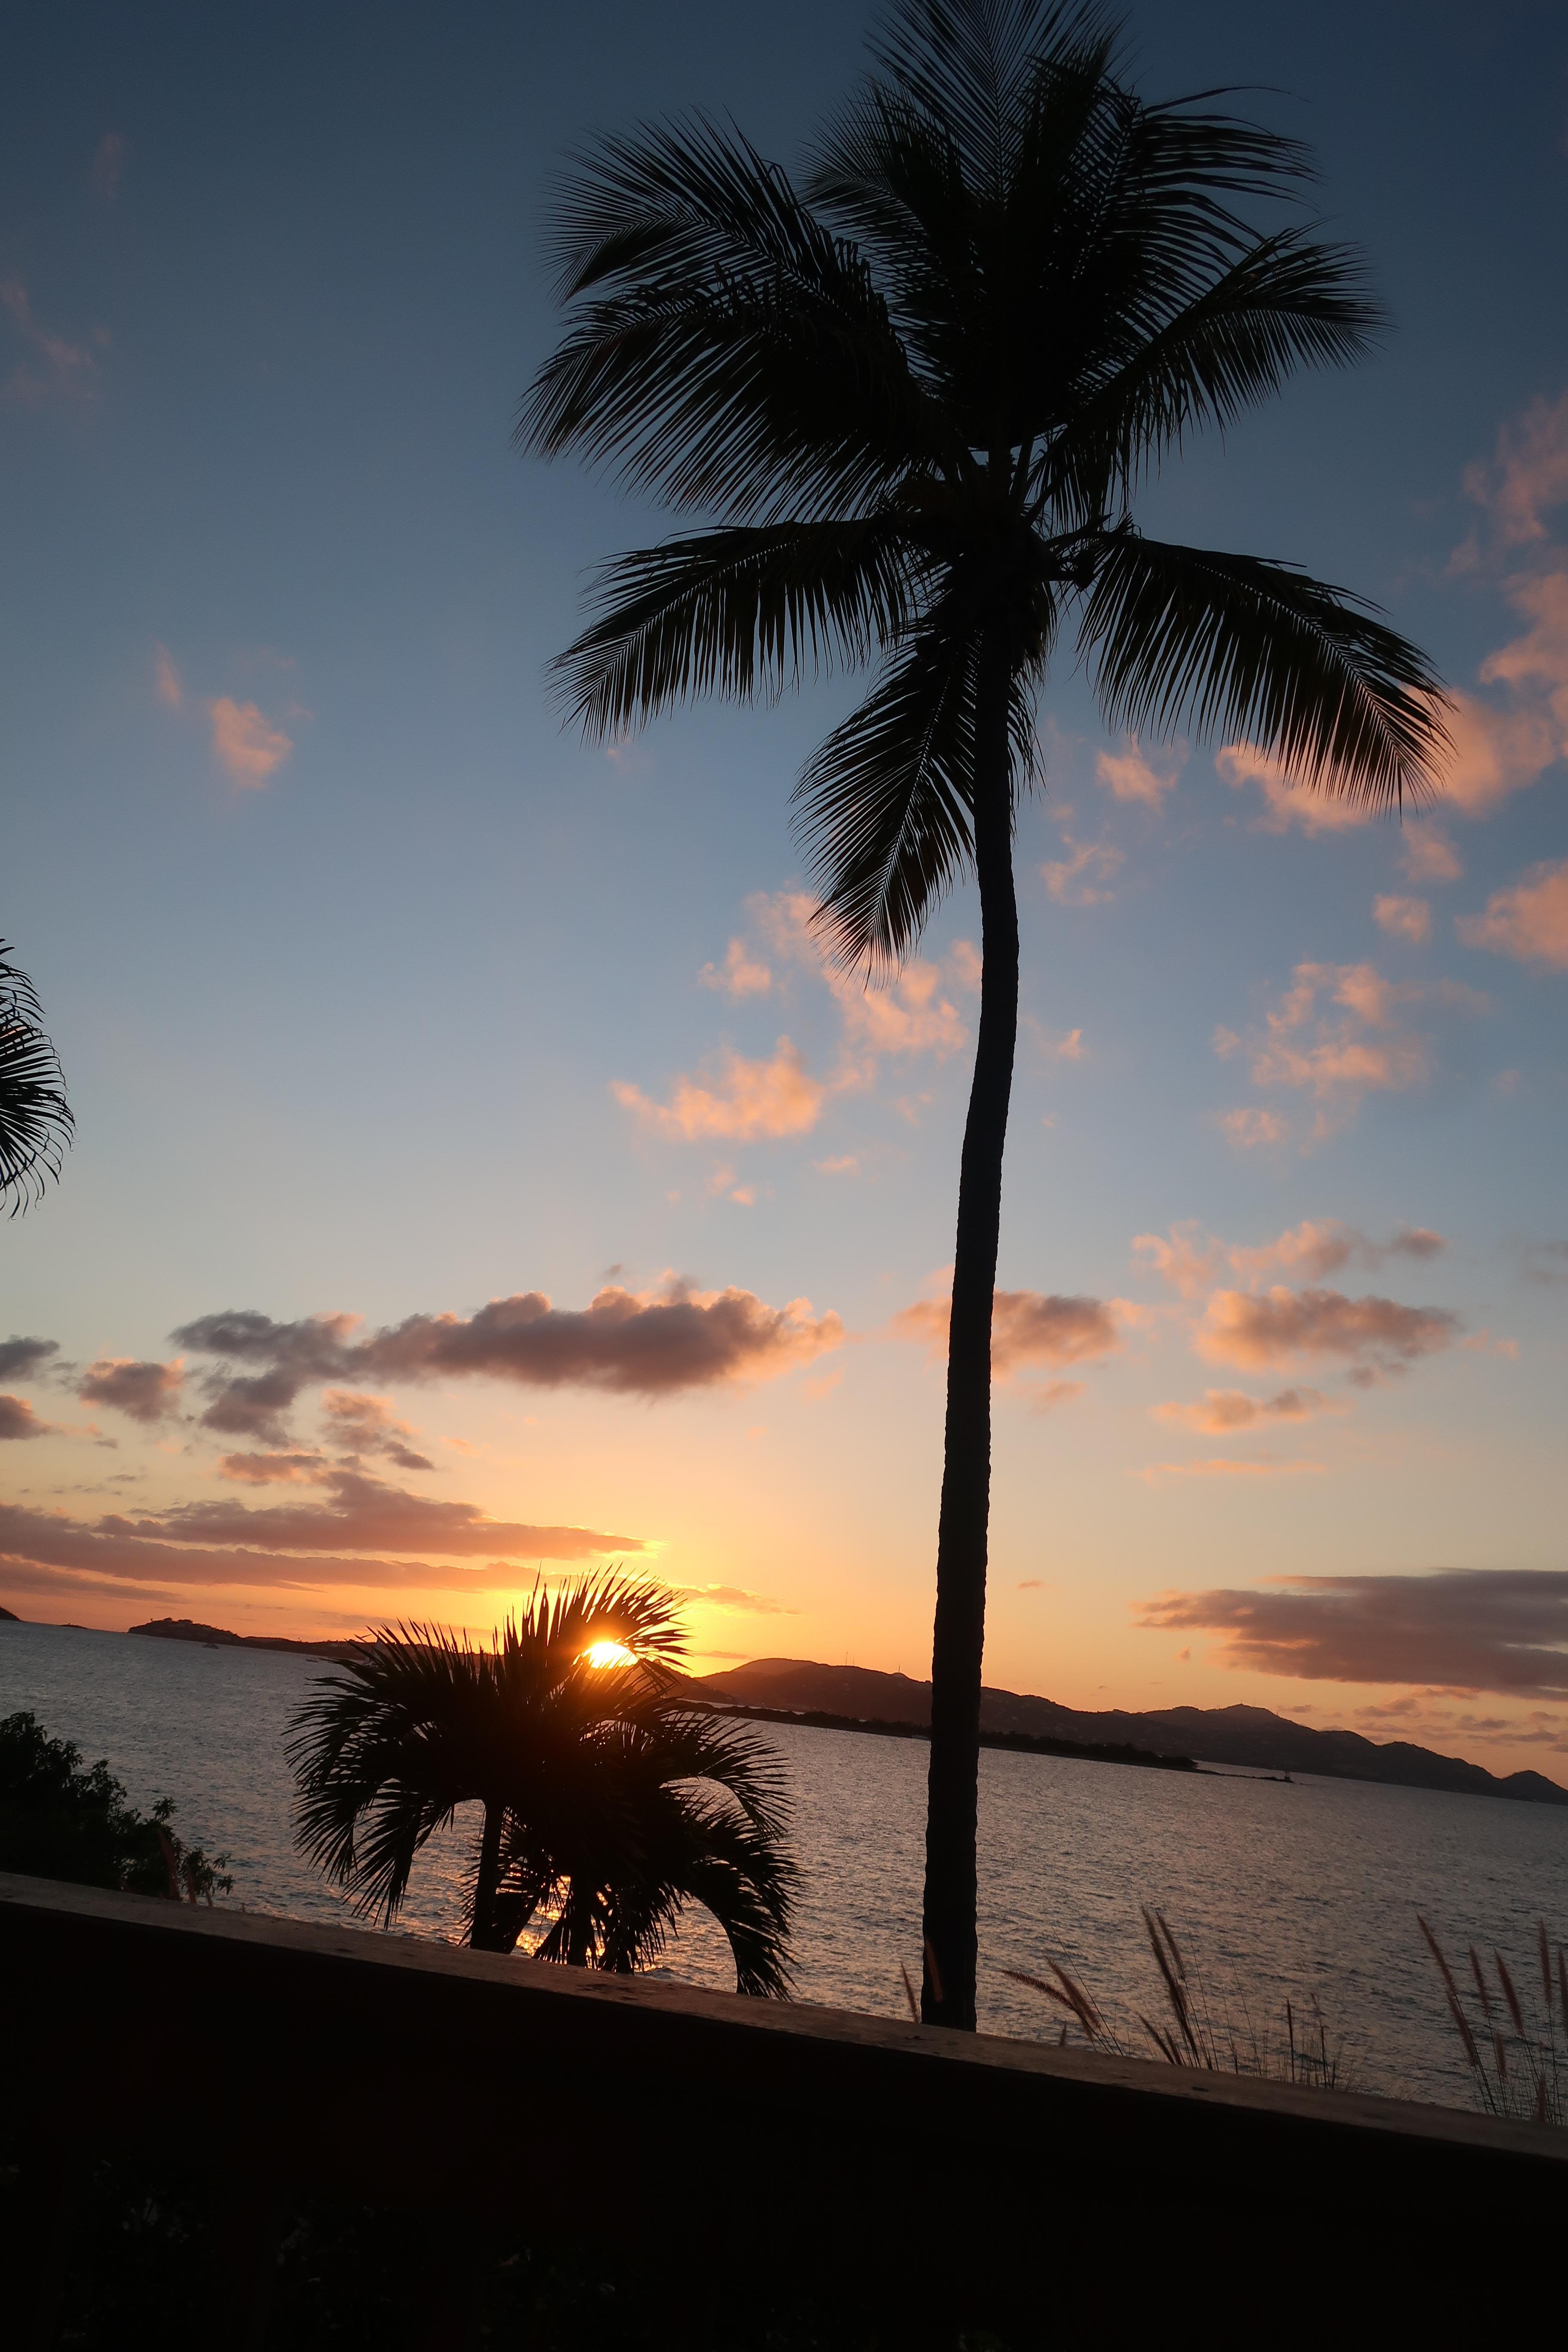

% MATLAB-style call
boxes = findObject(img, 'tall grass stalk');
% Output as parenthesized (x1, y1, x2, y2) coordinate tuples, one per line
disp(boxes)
(1418, 1915, 1565, 2126)
(1001, 1907, 1348, 2089)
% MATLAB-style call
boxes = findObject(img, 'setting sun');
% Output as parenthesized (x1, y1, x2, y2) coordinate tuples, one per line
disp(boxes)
(585, 1641, 636, 1670)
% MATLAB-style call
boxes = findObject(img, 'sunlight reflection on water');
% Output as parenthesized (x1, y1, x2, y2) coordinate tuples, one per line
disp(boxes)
(5, 1622, 1563, 2108)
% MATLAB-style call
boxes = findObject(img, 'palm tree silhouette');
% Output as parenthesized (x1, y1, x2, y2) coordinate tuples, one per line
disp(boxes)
(0, 942, 73, 1215)
(519, 0, 1449, 2027)
(288, 1573, 796, 1995)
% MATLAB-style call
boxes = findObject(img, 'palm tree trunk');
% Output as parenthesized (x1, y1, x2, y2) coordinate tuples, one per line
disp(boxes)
(471, 1798, 505, 1952)
(921, 634, 1018, 2032)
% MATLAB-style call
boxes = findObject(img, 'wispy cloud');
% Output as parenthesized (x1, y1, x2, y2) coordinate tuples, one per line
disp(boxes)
(155, 646, 184, 710)
(1041, 827, 1122, 905)
(1401, 828, 1463, 884)
(1152, 1386, 1335, 1435)
(618, 891, 971, 1143)
(1373, 894, 1431, 944)
(122, 1466, 643, 1562)
(89, 133, 129, 199)
(1457, 386, 1568, 555)
(1216, 742, 1376, 834)
(0, 279, 101, 406)
(1133, 1216, 1443, 1298)
(1218, 1106, 1287, 1150)
(1215, 962, 1486, 1141)
(208, 696, 293, 786)
(1136, 1568, 1568, 1700)
(698, 938, 772, 998)
(1094, 734, 1185, 810)
(1458, 856, 1568, 971)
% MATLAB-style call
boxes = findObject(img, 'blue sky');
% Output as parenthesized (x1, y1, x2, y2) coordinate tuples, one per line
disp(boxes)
(2, 1, 1565, 1775)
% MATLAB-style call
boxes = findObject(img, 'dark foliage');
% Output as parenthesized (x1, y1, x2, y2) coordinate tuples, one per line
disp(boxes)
(0, 941, 74, 1214)
(0, 1710, 231, 1903)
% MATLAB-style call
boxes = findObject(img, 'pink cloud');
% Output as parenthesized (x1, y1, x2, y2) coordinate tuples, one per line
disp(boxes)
(1152, 1386, 1334, 1435)
(0, 1394, 51, 1441)
(1222, 960, 1450, 1136)
(1216, 742, 1374, 834)
(1041, 830, 1122, 905)
(698, 938, 772, 998)
(1460, 388, 1568, 551)
(614, 1038, 827, 1140)
(1433, 686, 1560, 817)
(893, 1285, 1121, 1374)
(78, 1357, 184, 1426)
(1218, 1106, 1287, 1150)
(154, 646, 183, 710)
(1373, 894, 1431, 944)
(208, 697, 293, 786)
(1138, 1218, 1447, 1298)
(1095, 735, 1185, 809)
(1195, 1286, 1459, 1378)
(1400, 828, 1463, 884)
(1458, 857, 1568, 971)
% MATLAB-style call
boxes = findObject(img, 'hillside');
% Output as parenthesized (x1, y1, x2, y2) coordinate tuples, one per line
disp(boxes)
(699, 1659, 1568, 1808)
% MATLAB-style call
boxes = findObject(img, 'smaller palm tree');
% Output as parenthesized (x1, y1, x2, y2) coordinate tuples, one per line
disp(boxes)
(0, 941, 73, 1215)
(288, 1572, 796, 1996)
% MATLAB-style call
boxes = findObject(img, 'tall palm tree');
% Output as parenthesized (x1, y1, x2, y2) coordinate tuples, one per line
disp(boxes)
(0, 941, 73, 1215)
(288, 1572, 796, 1996)
(518, 0, 1449, 2028)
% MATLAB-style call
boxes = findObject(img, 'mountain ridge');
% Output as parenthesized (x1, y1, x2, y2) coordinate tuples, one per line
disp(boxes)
(695, 1657, 1568, 1807)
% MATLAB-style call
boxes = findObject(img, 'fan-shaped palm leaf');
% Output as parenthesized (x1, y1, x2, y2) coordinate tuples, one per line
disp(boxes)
(288, 1574, 795, 1994)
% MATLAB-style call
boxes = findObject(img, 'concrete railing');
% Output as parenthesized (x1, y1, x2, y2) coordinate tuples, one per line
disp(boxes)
(3, 1870, 1563, 2343)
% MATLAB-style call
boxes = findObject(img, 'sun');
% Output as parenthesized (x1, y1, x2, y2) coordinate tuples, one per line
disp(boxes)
(585, 1639, 636, 1669)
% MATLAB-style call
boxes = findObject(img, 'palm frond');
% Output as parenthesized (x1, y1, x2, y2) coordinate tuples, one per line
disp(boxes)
(793, 589, 1047, 967)
(1044, 230, 1380, 520)
(1078, 531, 1450, 806)
(518, 115, 938, 521)
(552, 521, 922, 738)
(0, 942, 74, 1215)
(793, 619, 978, 968)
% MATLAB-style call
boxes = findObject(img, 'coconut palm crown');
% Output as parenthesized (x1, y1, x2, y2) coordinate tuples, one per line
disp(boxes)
(518, 0, 1450, 2028)
(288, 1572, 796, 1996)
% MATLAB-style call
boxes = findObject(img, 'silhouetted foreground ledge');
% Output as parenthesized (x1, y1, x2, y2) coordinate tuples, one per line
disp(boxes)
(3, 1872, 1563, 2341)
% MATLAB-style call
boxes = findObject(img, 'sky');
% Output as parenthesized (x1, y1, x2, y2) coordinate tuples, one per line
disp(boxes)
(2, 0, 1565, 1779)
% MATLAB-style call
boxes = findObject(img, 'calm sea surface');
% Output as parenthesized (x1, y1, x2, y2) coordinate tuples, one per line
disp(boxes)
(5, 1621, 1564, 2110)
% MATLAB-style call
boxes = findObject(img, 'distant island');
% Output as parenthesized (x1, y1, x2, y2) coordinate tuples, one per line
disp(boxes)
(129, 1617, 361, 1663)
(698, 1659, 1568, 1808)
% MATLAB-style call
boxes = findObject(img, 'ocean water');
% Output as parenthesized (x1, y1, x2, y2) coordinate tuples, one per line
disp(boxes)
(3, 1620, 1564, 2110)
